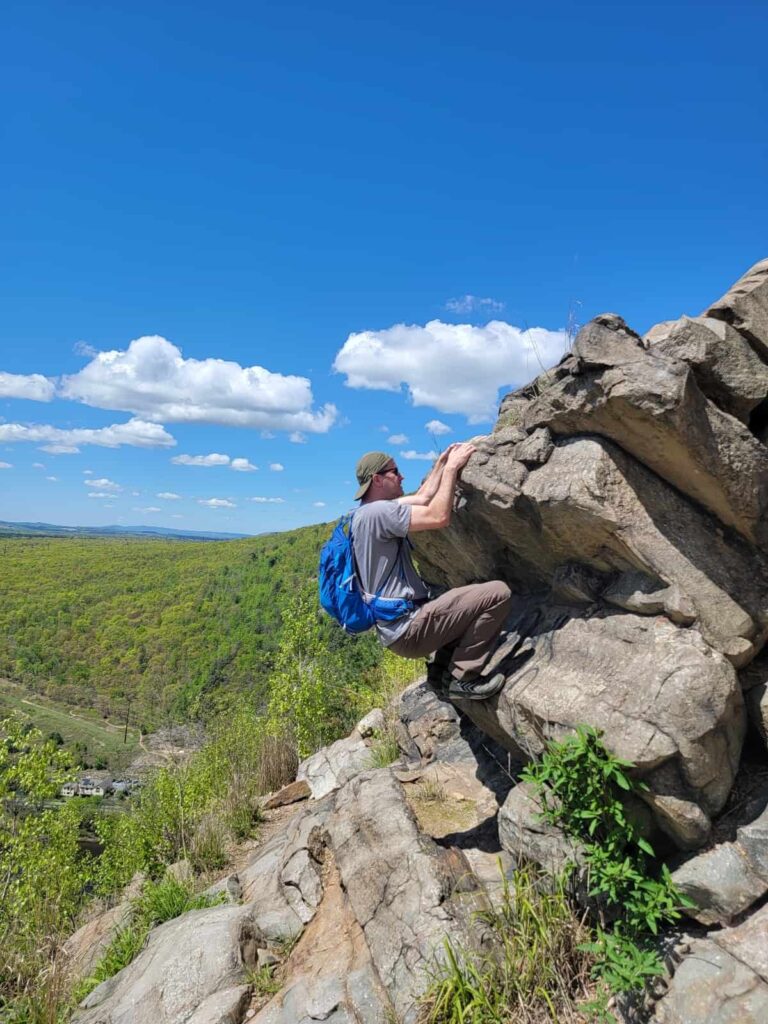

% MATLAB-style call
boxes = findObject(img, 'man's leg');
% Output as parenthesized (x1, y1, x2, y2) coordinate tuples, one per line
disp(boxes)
(388, 581, 512, 680)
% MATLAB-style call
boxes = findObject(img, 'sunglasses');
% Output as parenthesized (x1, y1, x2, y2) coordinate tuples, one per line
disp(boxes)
(380, 466, 401, 477)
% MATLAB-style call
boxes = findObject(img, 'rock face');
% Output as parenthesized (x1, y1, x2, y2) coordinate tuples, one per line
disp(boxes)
(413, 258, 768, 850)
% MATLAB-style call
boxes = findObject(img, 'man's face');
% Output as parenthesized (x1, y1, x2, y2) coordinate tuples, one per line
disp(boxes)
(375, 461, 404, 498)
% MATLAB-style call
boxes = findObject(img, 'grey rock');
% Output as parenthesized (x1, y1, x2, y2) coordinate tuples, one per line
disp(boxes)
(417, 435, 768, 657)
(603, 571, 696, 625)
(511, 426, 554, 465)
(454, 608, 745, 849)
(73, 904, 259, 1024)
(550, 562, 605, 604)
(705, 256, 768, 362)
(654, 936, 768, 1023)
(256, 949, 279, 969)
(205, 873, 242, 904)
(671, 842, 767, 926)
(498, 782, 585, 875)
(647, 314, 768, 423)
(523, 317, 768, 549)
(297, 734, 373, 799)
(714, 902, 768, 983)
(354, 708, 385, 738)
(184, 985, 251, 1024)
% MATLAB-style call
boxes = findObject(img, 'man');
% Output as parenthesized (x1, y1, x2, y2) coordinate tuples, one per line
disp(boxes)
(351, 446, 512, 700)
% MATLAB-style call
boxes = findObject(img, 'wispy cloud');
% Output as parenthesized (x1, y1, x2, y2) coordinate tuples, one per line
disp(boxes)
(445, 295, 505, 315)
(334, 320, 567, 422)
(289, 432, 306, 444)
(313, 501, 326, 507)
(133, 506, 162, 513)
(249, 496, 286, 504)
(198, 497, 236, 508)
(0, 418, 175, 452)
(60, 335, 337, 434)
(387, 433, 409, 445)
(0, 371, 56, 402)
(46, 475, 58, 481)
(157, 492, 181, 500)
(0, 461, 12, 469)
(400, 449, 438, 461)
(425, 419, 451, 435)
(269, 463, 284, 472)
(88, 492, 113, 498)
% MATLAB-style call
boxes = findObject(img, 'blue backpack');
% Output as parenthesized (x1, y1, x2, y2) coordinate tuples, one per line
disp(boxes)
(318, 513, 414, 634)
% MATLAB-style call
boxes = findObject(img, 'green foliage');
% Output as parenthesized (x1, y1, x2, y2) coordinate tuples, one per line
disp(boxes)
(521, 725, 694, 1001)
(0, 717, 92, 1021)
(421, 863, 593, 1023)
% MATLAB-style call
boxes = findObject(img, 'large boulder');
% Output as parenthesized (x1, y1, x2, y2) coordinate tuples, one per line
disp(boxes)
(705, 257, 768, 363)
(454, 606, 745, 849)
(74, 904, 259, 1024)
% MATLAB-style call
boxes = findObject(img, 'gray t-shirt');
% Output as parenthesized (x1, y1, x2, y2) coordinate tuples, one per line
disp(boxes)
(351, 500, 429, 645)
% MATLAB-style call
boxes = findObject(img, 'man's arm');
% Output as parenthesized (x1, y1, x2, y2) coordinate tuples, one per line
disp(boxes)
(398, 446, 455, 506)
(407, 443, 475, 532)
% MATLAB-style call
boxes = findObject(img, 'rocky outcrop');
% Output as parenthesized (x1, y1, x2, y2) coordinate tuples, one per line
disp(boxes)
(413, 258, 768, 851)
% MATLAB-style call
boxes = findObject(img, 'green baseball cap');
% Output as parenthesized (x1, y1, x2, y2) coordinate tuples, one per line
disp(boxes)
(354, 451, 394, 499)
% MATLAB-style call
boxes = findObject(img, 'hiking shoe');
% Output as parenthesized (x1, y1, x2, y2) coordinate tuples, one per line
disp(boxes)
(446, 671, 506, 702)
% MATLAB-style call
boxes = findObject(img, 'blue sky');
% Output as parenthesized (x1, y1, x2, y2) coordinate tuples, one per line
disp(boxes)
(1, 0, 766, 534)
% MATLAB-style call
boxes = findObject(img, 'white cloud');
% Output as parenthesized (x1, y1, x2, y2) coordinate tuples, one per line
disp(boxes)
(83, 469, 93, 475)
(33, 462, 45, 469)
(387, 433, 409, 445)
(400, 449, 438, 461)
(87, 492, 113, 498)
(0, 461, 12, 469)
(0, 418, 175, 450)
(131, 491, 140, 497)
(198, 497, 236, 508)
(269, 463, 284, 472)
(157, 492, 181, 500)
(425, 419, 451, 436)
(289, 432, 306, 444)
(313, 501, 326, 508)
(334, 320, 568, 422)
(133, 506, 161, 513)
(230, 458, 258, 472)
(171, 453, 230, 467)
(445, 295, 505, 315)
(0, 371, 56, 402)
(74, 341, 97, 358)
(60, 335, 337, 434)
(249, 496, 286, 504)
(88, 478, 122, 492)
(46, 475, 58, 481)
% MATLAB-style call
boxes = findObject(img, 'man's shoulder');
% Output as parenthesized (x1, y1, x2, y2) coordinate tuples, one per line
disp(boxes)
(354, 500, 410, 533)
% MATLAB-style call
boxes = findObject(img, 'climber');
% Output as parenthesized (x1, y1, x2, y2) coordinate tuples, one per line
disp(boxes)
(350, 446, 512, 700)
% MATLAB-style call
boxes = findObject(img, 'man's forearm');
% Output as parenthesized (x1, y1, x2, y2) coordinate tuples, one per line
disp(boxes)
(399, 458, 445, 506)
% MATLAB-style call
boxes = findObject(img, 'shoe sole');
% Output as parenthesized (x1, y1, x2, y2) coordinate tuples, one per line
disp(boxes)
(447, 672, 506, 702)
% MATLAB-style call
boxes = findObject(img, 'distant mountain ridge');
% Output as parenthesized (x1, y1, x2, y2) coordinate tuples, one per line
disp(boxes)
(0, 519, 253, 541)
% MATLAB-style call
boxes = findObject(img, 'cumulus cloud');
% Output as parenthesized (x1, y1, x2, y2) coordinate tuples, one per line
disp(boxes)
(334, 320, 568, 421)
(0, 371, 56, 402)
(425, 419, 451, 436)
(269, 463, 284, 472)
(171, 453, 230, 467)
(198, 497, 236, 508)
(0, 461, 12, 469)
(60, 335, 337, 434)
(0, 418, 175, 451)
(400, 450, 438, 461)
(230, 458, 258, 472)
(387, 433, 409, 445)
(445, 295, 505, 315)
(249, 496, 286, 504)
(157, 492, 181, 500)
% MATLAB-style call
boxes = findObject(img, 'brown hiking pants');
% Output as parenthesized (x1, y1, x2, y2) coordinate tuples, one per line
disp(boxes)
(387, 580, 512, 680)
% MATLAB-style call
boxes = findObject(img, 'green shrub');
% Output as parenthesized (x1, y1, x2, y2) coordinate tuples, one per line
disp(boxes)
(521, 725, 693, 1005)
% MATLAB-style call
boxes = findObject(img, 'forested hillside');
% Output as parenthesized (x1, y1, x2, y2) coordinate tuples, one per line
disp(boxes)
(0, 525, 380, 727)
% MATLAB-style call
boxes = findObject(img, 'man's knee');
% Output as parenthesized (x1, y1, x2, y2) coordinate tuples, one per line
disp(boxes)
(486, 580, 512, 607)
